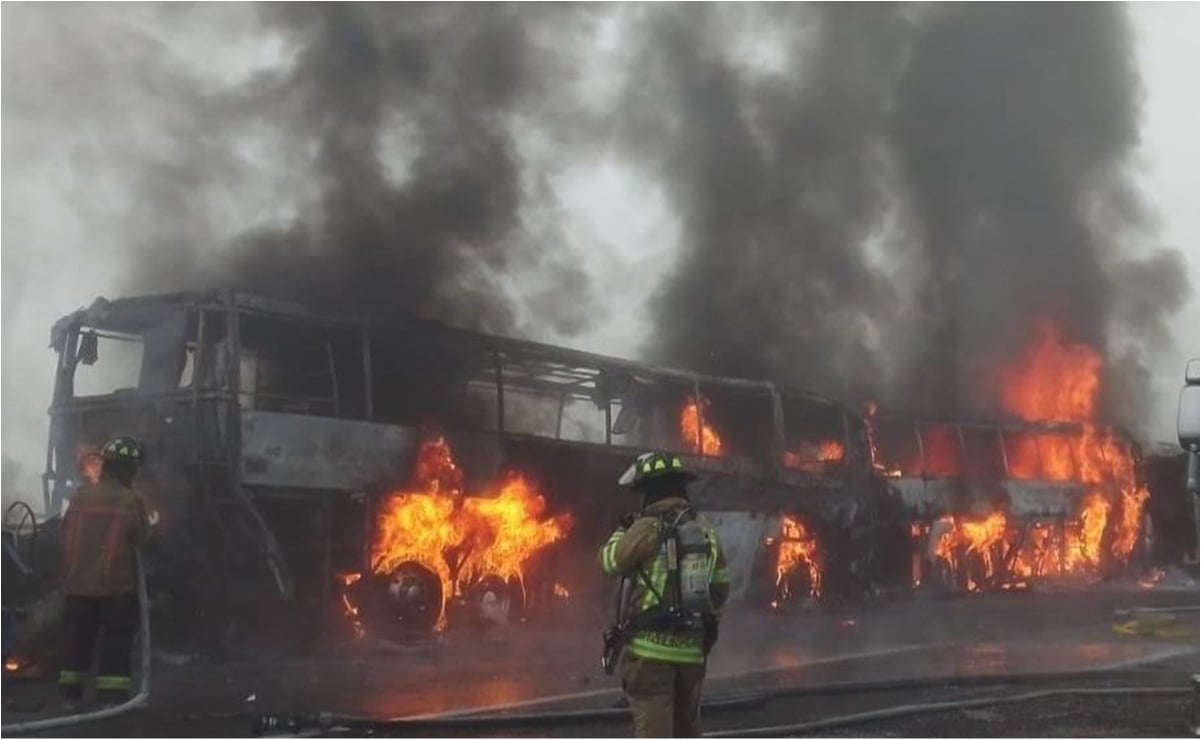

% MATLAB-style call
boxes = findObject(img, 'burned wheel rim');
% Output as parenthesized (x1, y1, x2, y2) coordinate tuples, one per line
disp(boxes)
(459, 575, 525, 626)
(364, 562, 443, 636)
(2, 502, 37, 573)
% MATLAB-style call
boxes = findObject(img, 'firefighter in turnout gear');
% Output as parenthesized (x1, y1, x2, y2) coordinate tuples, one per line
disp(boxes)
(58, 437, 151, 707)
(599, 451, 730, 737)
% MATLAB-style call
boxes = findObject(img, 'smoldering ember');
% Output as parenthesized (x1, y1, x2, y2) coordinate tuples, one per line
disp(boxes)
(1, 4, 1198, 739)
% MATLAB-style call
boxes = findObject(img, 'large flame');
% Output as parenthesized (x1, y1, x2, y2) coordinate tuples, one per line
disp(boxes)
(998, 319, 1104, 423)
(370, 438, 573, 629)
(927, 321, 1143, 593)
(1111, 486, 1149, 560)
(455, 474, 573, 590)
(932, 492, 1115, 591)
(770, 514, 823, 600)
(933, 512, 1008, 591)
(1065, 492, 1111, 571)
(997, 318, 1147, 566)
(928, 320, 1149, 590)
(681, 397, 723, 456)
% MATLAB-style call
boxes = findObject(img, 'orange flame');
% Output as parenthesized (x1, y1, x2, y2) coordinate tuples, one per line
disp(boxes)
(782, 440, 845, 473)
(921, 425, 964, 478)
(1111, 486, 1150, 561)
(553, 583, 571, 599)
(996, 318, 1148, 567)
(930, 486, 1119, 590)
(370, 438, 572, 630)
(998, 320, 1103, 423)
(1009, 523, 1062, 579)
(4, 658, 19, 672)
(931, 490, 1120, 590)
(933, 512, 1008, 591)
(1063, 493, 1110, 572)
(773, 515, 823, 599)
(681, 397, 723, 456)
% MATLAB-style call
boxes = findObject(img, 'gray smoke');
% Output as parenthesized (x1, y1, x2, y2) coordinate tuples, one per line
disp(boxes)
(624, 3, 1187, 424)
(2, 2, 1190, 455)
(616, 4, 910, 400)
(889, 4, 1187, 420)
(142, 3, 603, 337)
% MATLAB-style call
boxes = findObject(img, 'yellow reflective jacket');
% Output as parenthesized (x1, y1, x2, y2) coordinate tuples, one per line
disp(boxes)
(598, 496, 730, 664)
(61, 479, 151, 596)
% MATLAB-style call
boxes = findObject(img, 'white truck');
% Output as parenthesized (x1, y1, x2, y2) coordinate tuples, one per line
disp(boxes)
(1177, 359, 1199, 562)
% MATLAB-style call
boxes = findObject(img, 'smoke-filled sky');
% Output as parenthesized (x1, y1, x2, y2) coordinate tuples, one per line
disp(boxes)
(2, 3, 1198, 500)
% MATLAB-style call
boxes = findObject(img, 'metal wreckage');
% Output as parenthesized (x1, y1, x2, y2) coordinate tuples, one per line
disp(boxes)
(3, 290, 1160, 657)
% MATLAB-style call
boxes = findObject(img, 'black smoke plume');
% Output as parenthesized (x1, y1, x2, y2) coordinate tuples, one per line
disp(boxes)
(205, 4, 601, 336)
(4, 3, 1188, 432)
(621, 3, 1186, 423)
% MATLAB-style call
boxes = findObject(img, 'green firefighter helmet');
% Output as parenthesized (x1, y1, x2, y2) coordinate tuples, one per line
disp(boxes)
(101, 437, 145, 466)
(618, 451, 697, 489)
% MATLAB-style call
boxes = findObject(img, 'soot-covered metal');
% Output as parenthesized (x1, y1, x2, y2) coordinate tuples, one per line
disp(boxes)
(39, 291, 1150, 652)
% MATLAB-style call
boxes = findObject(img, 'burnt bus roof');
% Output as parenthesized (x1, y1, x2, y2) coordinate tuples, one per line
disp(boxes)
(51, 290, 844, 407)
(50, 290, 1139, 444)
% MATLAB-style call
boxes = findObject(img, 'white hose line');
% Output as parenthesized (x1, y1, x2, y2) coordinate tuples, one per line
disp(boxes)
(2, 553, 152, 735)
(704, 685, 1193, 738)
(405, 642, 947, 721)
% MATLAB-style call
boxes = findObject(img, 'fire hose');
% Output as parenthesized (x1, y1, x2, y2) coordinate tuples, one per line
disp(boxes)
(704, 685, 1194, 738)
(1, 553, 152, 736)
(251, 666, 1191, 737)
(254, 693, 769, 736)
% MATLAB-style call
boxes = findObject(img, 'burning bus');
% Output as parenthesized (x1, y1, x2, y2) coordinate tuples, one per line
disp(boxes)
(870, 319, 1152, 593)
(42, 291, 881, 644)
(38, 291, 1151, 648)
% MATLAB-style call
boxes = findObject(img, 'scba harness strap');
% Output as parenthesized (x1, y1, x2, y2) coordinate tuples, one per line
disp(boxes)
(626, 507, 717, 633)
(602, 507, 720, 672)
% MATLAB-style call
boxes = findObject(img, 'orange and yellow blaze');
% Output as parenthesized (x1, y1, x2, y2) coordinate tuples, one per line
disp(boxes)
(456, 474, 573, 595)
(930, 493, 1120, 589)
(995, 318, 1148, 567)
(1009, 523, 1059, 579)
(681, 397, 723, 456)
(1062, 492, 1110, 572)
(933, 511, 1008, 591)
(772, 515, 823, 599)
(997, 319, 1103, 423)
(369, 437, 573, 630)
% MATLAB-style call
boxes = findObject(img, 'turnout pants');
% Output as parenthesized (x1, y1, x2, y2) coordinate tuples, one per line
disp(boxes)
(621, 654, 706, 738)
(58, 594, 139, 703)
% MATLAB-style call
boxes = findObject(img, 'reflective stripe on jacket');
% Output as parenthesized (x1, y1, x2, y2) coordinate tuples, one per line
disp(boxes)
(61, 479, 150, 596)
(598, 497, 730, 664)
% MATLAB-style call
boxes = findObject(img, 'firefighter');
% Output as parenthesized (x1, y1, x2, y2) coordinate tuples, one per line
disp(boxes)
(58, 436, 151, 708)
(599, 451, 730, 738)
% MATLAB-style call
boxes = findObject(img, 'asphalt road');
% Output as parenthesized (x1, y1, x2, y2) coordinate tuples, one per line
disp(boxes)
(3, 582, 1197, 737)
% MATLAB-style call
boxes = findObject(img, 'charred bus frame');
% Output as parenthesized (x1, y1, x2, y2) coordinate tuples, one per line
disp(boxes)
(45, 291, 876, 633)
(44, 291, 1145, 640)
